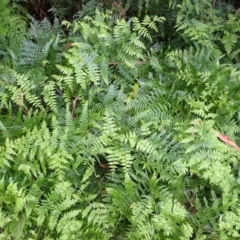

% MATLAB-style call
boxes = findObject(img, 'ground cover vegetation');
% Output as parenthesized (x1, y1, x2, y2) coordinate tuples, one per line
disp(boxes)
(1, 0, 240, 239)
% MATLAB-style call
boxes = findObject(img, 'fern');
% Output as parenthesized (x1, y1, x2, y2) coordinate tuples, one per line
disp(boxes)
(1, 2, 240, 239)
(176, 0, 240, 59)
(0, 4, 26, 69)
(18, 16, 64, 70)
(61, 10, 164, 89)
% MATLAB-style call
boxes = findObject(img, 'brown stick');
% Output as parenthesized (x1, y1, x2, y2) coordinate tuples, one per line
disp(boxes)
(71, 96, 80, 118)
(108, 60, 146, 66)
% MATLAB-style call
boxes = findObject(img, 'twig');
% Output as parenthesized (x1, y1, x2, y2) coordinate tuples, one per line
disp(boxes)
(71, 96, 80, 118)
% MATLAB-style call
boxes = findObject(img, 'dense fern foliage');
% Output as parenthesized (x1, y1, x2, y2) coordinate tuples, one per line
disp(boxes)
(1, 0, 240, 239)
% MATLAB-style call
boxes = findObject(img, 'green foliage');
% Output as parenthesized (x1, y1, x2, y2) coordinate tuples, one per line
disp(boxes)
(0, 0, 26, 65)
(176, 0, 240, 60)
(1, 1, 240, 240)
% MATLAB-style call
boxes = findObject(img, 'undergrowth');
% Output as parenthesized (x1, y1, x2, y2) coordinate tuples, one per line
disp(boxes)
(1, 0, 240, 239)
